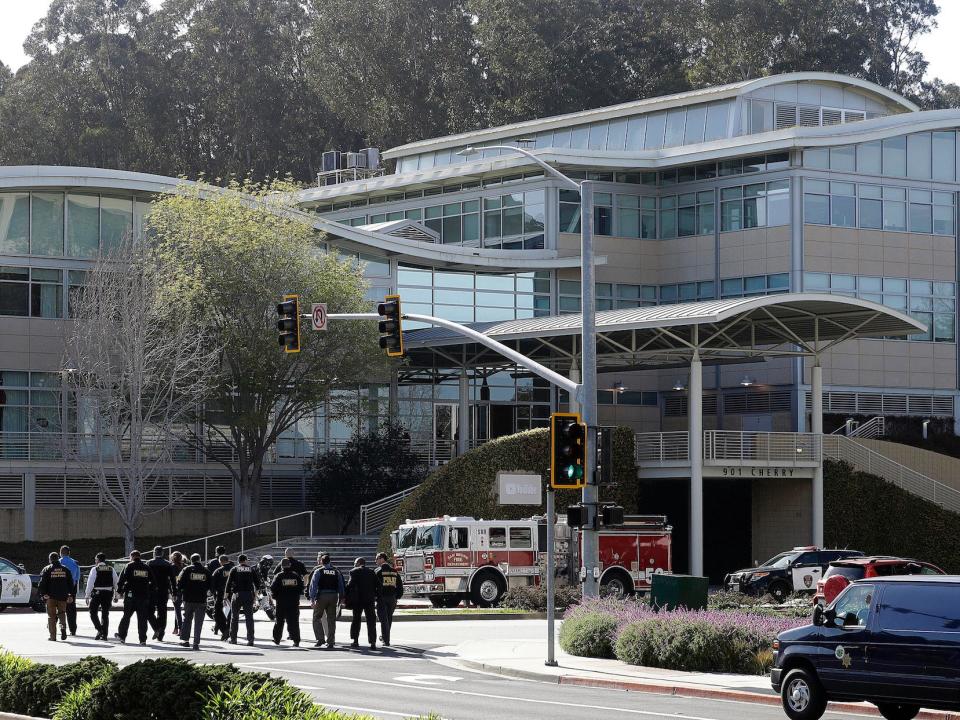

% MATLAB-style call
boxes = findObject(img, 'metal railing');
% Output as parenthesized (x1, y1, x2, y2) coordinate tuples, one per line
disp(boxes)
(359, 484, 422, 536)
(704, 431, 821, 464)
(164, 510, 315, 560)
(635, 431, 690, 463)
(823, 435, 960, 514)
(829, 417, 886, 438)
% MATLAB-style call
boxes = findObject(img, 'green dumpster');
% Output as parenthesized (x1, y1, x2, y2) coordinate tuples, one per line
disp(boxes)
(649, 574, 708, 611)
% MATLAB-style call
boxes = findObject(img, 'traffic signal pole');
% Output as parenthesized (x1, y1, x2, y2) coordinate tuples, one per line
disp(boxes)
(579, 180, 600, 599)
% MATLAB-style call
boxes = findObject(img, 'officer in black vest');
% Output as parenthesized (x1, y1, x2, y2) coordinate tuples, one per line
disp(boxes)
(309, 553, 344, 648)
(374, 552, 404, 647)
(210, 554, 234, 639)
(225, 554, 261, 646)
(146, 545, 176, 641)
(177, 553, 211, 650)
(270, 558, 304, 646)
(85, 552, 118, 640)
(38, 552, 74, 641)
(115, 550, 155, 645)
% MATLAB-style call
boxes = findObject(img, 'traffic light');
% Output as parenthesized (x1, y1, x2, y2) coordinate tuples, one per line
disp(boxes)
(596, 427, 614, 485)
(566, 504, 586, 528)
(377, 294, 404, 357)
(601, 505, 625, 527)
(551, 412, 586, 489)
(276, 294, 300, 353)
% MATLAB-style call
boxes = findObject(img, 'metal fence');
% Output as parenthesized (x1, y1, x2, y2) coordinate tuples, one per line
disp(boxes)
(703, 431, 821, 464)
(634, 431, 690, 463)
(359, 484, 423, 535)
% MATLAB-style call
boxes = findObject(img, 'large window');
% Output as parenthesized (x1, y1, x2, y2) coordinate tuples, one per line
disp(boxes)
(424, 200, 480, 246)
(804, 272, 955, 342)
(616, 195, 657, 239)
(720, 181, 789, 231)
(661, 191, 715, 238)
(0, 267, 63, 318)
(0, 370, 61, 436)
(804, 180, 955, 235)
(398, 266, 551, 325)
(0, 191, 147, 258)
(721, 273, 790, 298)
(483, 190, 545, 249)
(805, 131, 959, 182)
(559, 190, 611, 236)
(0, 193, 29, 255)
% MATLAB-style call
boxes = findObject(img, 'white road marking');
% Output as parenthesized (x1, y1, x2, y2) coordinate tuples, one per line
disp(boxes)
(241, 664, 739, 720)
(393, 674, 462, 685)
(327, 703, 449, 719)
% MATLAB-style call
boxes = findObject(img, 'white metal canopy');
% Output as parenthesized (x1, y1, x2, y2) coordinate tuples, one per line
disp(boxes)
(403, 293, 926, 370)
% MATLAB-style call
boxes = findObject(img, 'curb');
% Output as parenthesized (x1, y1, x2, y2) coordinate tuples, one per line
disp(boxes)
(0, 713, 46, 720)
(450, 659, 960, 720)
(330, 612, 545, 622)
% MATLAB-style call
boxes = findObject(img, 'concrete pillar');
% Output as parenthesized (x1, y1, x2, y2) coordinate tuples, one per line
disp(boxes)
(23, 472, 35, 541)
(458, 369, 470, 456)
(689, 352, 704, 577)
(811, 361, 824, 547)
(568, 359, 581, 414)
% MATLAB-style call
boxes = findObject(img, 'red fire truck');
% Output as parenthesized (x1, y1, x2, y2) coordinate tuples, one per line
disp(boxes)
(389, 514, 672, 607)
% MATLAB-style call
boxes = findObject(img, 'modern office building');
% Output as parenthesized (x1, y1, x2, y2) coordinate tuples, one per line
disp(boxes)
(1, 72, 957, 576)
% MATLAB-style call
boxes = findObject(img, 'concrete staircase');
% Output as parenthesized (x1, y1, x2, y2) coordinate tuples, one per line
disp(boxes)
(237, 535, 382, 571)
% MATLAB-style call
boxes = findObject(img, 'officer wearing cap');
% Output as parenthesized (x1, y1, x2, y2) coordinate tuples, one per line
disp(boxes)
(85, 552, 118, 640)
(270, 557, 304, 646)
(38, 552, 74, 641)
(147, 545, 176, 642)
(115, 550, 155, 645)
(225, 554, 262, 646)
(177, 553, 210, 650)
(375, 552, 404, 647)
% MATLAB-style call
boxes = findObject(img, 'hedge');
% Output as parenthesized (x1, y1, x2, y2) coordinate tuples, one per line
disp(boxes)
(560, 597, 805, 674)
(501, 584, 582, 612)
(0, 654, 116, 718)
(0, 650, 441, 720)
(379, 427, 639, 551)
(558, 611, 619, 658)
(824, 459, 960, 573)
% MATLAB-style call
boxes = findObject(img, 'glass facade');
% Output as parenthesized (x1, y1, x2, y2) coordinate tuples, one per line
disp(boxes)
(804, 131, 960, 182)
(0, 191, 144, 258)
(804, 272, 956, 342)
(804, 180, 955, 235)
(398, 266, 551, 326)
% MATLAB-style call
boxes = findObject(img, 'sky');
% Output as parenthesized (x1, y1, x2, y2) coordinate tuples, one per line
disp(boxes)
(0, 0, 959, 86)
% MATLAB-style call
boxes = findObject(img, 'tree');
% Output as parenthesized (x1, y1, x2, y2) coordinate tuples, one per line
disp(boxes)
(147, 180, 384, 526)
(307, 422, 428, 534)
(64, 237, 216, 552)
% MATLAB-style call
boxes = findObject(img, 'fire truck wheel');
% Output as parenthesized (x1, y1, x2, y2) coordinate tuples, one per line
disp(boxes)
(470, 571, 505, 607)
(600, 570, 634, 598)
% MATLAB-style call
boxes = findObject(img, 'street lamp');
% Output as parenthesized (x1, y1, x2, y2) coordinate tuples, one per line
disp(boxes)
(458, 143, 600, 600)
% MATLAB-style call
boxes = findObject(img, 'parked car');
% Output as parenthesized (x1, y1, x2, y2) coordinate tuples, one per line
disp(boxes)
(772, 576, 960, 720)
(0, 556, 44, 612)
(815, 556, 945, 605)
(724, 547, 864, 602)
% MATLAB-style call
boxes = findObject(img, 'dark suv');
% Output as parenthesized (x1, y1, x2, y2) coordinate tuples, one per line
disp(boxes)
(725, 547, 864, 602)
(772, 576, 960, 720)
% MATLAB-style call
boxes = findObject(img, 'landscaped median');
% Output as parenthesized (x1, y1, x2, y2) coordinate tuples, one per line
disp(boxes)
(0, 651, 437, 720)
(559, 595, 808, 674)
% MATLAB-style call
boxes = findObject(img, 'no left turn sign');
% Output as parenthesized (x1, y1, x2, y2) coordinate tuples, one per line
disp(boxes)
(311, 303, 328, 331)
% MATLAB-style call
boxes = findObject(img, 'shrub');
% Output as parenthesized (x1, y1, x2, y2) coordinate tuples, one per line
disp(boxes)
(0, 655, 116, 717)
(53, 672, 113, 720)
(501, 584, 581, 612)
(86, 658, 272, 720)
(378, 427, 639, 552)
(558, 611, 618, 658)
(202, 682, 336, 720)
(614, 617, 773, 674)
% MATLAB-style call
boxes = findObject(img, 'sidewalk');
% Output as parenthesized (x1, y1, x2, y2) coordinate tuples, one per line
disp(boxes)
(431, 636, 960, 720)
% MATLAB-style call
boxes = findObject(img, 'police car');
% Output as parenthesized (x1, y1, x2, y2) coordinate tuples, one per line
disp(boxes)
(0, 556, 43, 612)
(724, 546, 864, 603)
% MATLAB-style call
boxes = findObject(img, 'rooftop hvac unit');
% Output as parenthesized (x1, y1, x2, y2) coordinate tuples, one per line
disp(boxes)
(346, 152, 367, 169)
(362, 147, 381, 170)
(321, 151, 341, 172)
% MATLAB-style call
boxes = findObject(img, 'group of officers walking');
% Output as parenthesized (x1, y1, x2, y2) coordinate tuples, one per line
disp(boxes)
(38, 545, 404, 651)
